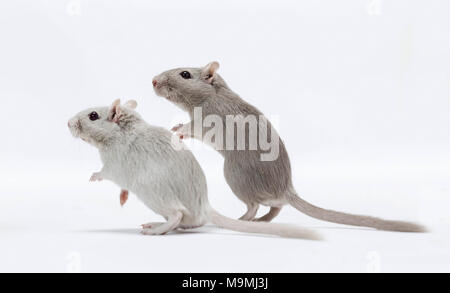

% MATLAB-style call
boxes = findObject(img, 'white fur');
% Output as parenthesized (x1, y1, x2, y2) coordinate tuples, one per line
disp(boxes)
(68, 100, 321, 239)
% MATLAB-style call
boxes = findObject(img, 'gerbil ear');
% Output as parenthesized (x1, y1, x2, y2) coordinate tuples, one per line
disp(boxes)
(108, 99, 121, 121)
(124, 100, 137, 110)
(202, 61, 220, 84)
(113, 105, 123, 123)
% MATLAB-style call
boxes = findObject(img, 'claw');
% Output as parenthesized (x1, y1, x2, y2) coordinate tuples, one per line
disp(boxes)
(89, 172, 103, 182)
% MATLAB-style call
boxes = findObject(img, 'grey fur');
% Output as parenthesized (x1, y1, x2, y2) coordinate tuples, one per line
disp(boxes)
(68, 99, 320, 239)
(153, 62, 426, 233)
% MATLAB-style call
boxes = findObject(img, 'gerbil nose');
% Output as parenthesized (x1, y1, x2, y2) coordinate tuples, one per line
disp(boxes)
(152, 79, 157, 87)
(68, 118, 77, 129)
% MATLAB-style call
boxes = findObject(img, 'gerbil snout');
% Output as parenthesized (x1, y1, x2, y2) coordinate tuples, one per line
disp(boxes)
(152, 75, 169, 98)
(152, 75, 168, 88)
(68, 118, 82, 137)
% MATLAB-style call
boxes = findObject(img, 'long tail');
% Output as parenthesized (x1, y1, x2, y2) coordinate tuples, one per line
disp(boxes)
(286, 191, 426, 232)
(209, 208, 322, 240)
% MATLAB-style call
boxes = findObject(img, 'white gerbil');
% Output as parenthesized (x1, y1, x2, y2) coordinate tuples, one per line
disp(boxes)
(68, 99, 320, 239)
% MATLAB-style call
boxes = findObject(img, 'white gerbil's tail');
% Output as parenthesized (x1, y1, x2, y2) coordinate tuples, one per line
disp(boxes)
(286, 190, 426, 233)
(208, 209, 322, 240)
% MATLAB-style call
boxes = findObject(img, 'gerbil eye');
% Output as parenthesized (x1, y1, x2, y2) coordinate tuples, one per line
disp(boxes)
(180, 71, 191, 79)
(89, 112, 99, 121)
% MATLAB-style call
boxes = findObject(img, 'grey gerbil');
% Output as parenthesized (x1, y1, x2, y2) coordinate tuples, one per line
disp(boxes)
(152, 61, 426, 233)
(67, 99, 320, 239)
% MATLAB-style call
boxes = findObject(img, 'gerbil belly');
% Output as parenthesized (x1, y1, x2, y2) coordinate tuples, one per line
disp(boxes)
(259, 199, 287, 207)
(106, 172, 209, 226)
(133, 190, 183, 218)
(223, 153, 290, 205)
(132, 187, 209, 227)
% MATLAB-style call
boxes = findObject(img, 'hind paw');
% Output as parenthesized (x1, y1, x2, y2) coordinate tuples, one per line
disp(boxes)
(141, 222, 163, 229)
(141, 227, 168, 236)
(120, 190, 129, 207)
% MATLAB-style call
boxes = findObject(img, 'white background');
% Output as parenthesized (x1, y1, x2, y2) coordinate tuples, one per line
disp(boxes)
(0, 0, 449, 272)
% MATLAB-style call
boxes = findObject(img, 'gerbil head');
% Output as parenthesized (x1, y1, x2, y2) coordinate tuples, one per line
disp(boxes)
(68, 99, 140, 148)
(152, 61, 228, 111)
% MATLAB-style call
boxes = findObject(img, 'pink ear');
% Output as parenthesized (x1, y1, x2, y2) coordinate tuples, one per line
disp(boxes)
(124, 100, 137, 110)
(112, 105, 123, 123)
(108, 99, 121, 121)
(202, 61, 220, 83)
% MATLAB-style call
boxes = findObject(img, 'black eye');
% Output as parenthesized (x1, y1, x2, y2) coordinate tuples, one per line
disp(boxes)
(180, 71, 191, 79)
(89, 112, 99, 121)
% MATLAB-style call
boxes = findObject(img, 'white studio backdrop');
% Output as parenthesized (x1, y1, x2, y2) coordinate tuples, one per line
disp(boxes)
(0, 0, 449, 272)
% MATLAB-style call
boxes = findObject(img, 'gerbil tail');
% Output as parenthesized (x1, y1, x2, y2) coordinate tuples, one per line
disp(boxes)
(286, 190, 426, 232)
(208, 208, 322, 240)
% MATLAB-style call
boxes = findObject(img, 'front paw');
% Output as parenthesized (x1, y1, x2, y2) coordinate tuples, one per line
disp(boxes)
(175, 124, 192, 140)
(89, 172, 103, 182)
(176, 131, 186, 140)
(171, 123, 184, 132)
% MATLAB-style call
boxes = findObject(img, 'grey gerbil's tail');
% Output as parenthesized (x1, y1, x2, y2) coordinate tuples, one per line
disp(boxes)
(208, 208, 322, 240)
(286, 190, 426, 232)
